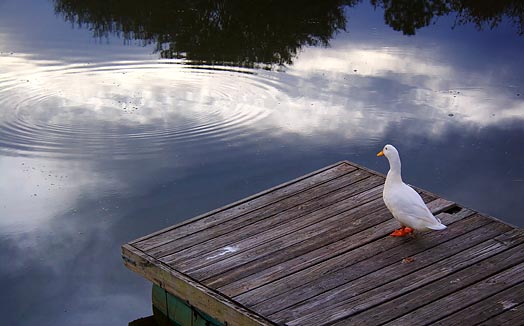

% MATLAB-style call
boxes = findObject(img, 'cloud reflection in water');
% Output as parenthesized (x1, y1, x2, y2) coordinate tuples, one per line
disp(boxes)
(282, 43, 524, 135)
(0, 1, 523, 325)
(1, 43, 522, 160)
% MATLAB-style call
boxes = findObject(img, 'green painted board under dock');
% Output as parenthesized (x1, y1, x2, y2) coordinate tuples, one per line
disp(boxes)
(122, 161, 524, 326)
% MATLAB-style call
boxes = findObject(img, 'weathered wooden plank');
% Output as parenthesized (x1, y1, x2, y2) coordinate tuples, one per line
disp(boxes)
(432, 281, 524, 325)
(334, 241, 524, 325)
(147, 169, 372, 258)
(421, 197, 457, 215)
(121, 244, 275, 326)
(279, 222, 515, 326)
(235, 207, 476, 309)
(479, 302, 524, 326)
(159, 173, 381, 265)
(198, 198, 387, 284)
(241, 211, 484, 311)
(493, 228, 524, 246)
(220, 204, 460, 298)
(181, 184, 386, 277)
(385, 260, 524, 326)
(258, 214, 499, 319)
(152, 284, 168, 316)
(191, 189, 440, 280)
(212, 199, 457, 293)
(167, 293, 193, 326)
(153, 284, 227, 326)
(133, 162, 356, 250)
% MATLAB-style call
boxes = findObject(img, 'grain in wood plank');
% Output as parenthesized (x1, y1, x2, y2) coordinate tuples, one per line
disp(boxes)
(221, 209, 462, 300)
(121, 244, 274, 326)
(237, 208, 479, 310)
(148, 170, 373, 259)
(213, 199, 457, 293)
(420, 198, 456, 215)
(385, 260, 524, 326)
(257, 214, 497, 320)
(333, 241, 524, 325)
(202, 198, 388, 287)
(152, 285, 168, 316)
(184, 184, 386, 279)
(478, 302, 524, 326)
(141, 166, 436, 259)
(233, 205, 471, 307)
(158, 173, 381, 264)
(286, 222, 521, 325)
(133, 163, 356, 250)
(493, 228, 524, 246)
(432, 281, 524, 326)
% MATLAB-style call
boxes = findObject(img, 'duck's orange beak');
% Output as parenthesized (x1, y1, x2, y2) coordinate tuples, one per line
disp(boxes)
(377, 150, 384, 157)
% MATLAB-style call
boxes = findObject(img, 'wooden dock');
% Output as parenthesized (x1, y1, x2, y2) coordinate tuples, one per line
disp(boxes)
(122, 161, 524, 326)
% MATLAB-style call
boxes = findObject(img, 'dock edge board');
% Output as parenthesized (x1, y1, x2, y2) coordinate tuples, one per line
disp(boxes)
(122, 244, 276, 326)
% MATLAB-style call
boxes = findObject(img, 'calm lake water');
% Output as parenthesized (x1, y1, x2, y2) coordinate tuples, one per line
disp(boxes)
(1, 0, 523, 324)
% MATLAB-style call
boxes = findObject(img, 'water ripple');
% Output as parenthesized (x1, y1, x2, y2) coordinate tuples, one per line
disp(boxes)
(0, 58, 281, 159)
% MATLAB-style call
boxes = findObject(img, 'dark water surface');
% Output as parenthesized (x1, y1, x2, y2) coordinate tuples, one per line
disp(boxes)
(1, 0, 523, 324)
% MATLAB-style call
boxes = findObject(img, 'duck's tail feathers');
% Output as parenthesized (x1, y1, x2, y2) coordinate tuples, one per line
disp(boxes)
(428, 223, 447, 231)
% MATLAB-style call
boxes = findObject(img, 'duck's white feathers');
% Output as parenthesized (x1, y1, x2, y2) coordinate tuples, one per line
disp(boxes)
(379, 144, 447, 232)
(383, 181, 446, 231)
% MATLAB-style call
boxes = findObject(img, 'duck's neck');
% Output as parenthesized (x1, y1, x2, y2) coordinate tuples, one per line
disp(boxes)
(386, 155, 403, 184)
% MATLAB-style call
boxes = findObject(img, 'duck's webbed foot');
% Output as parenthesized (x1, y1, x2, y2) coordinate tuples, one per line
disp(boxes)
(390, 227, 414, 237)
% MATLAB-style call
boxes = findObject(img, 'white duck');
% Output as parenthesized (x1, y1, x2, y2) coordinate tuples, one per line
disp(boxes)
(377, 144, 446, 237)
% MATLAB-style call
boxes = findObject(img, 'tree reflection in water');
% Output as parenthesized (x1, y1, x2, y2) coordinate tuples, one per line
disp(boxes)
(371, 0, 524, 35)
(53, 0, 524, 67)
(54, 0, 524, 67)
(54, 0, 353, 67)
